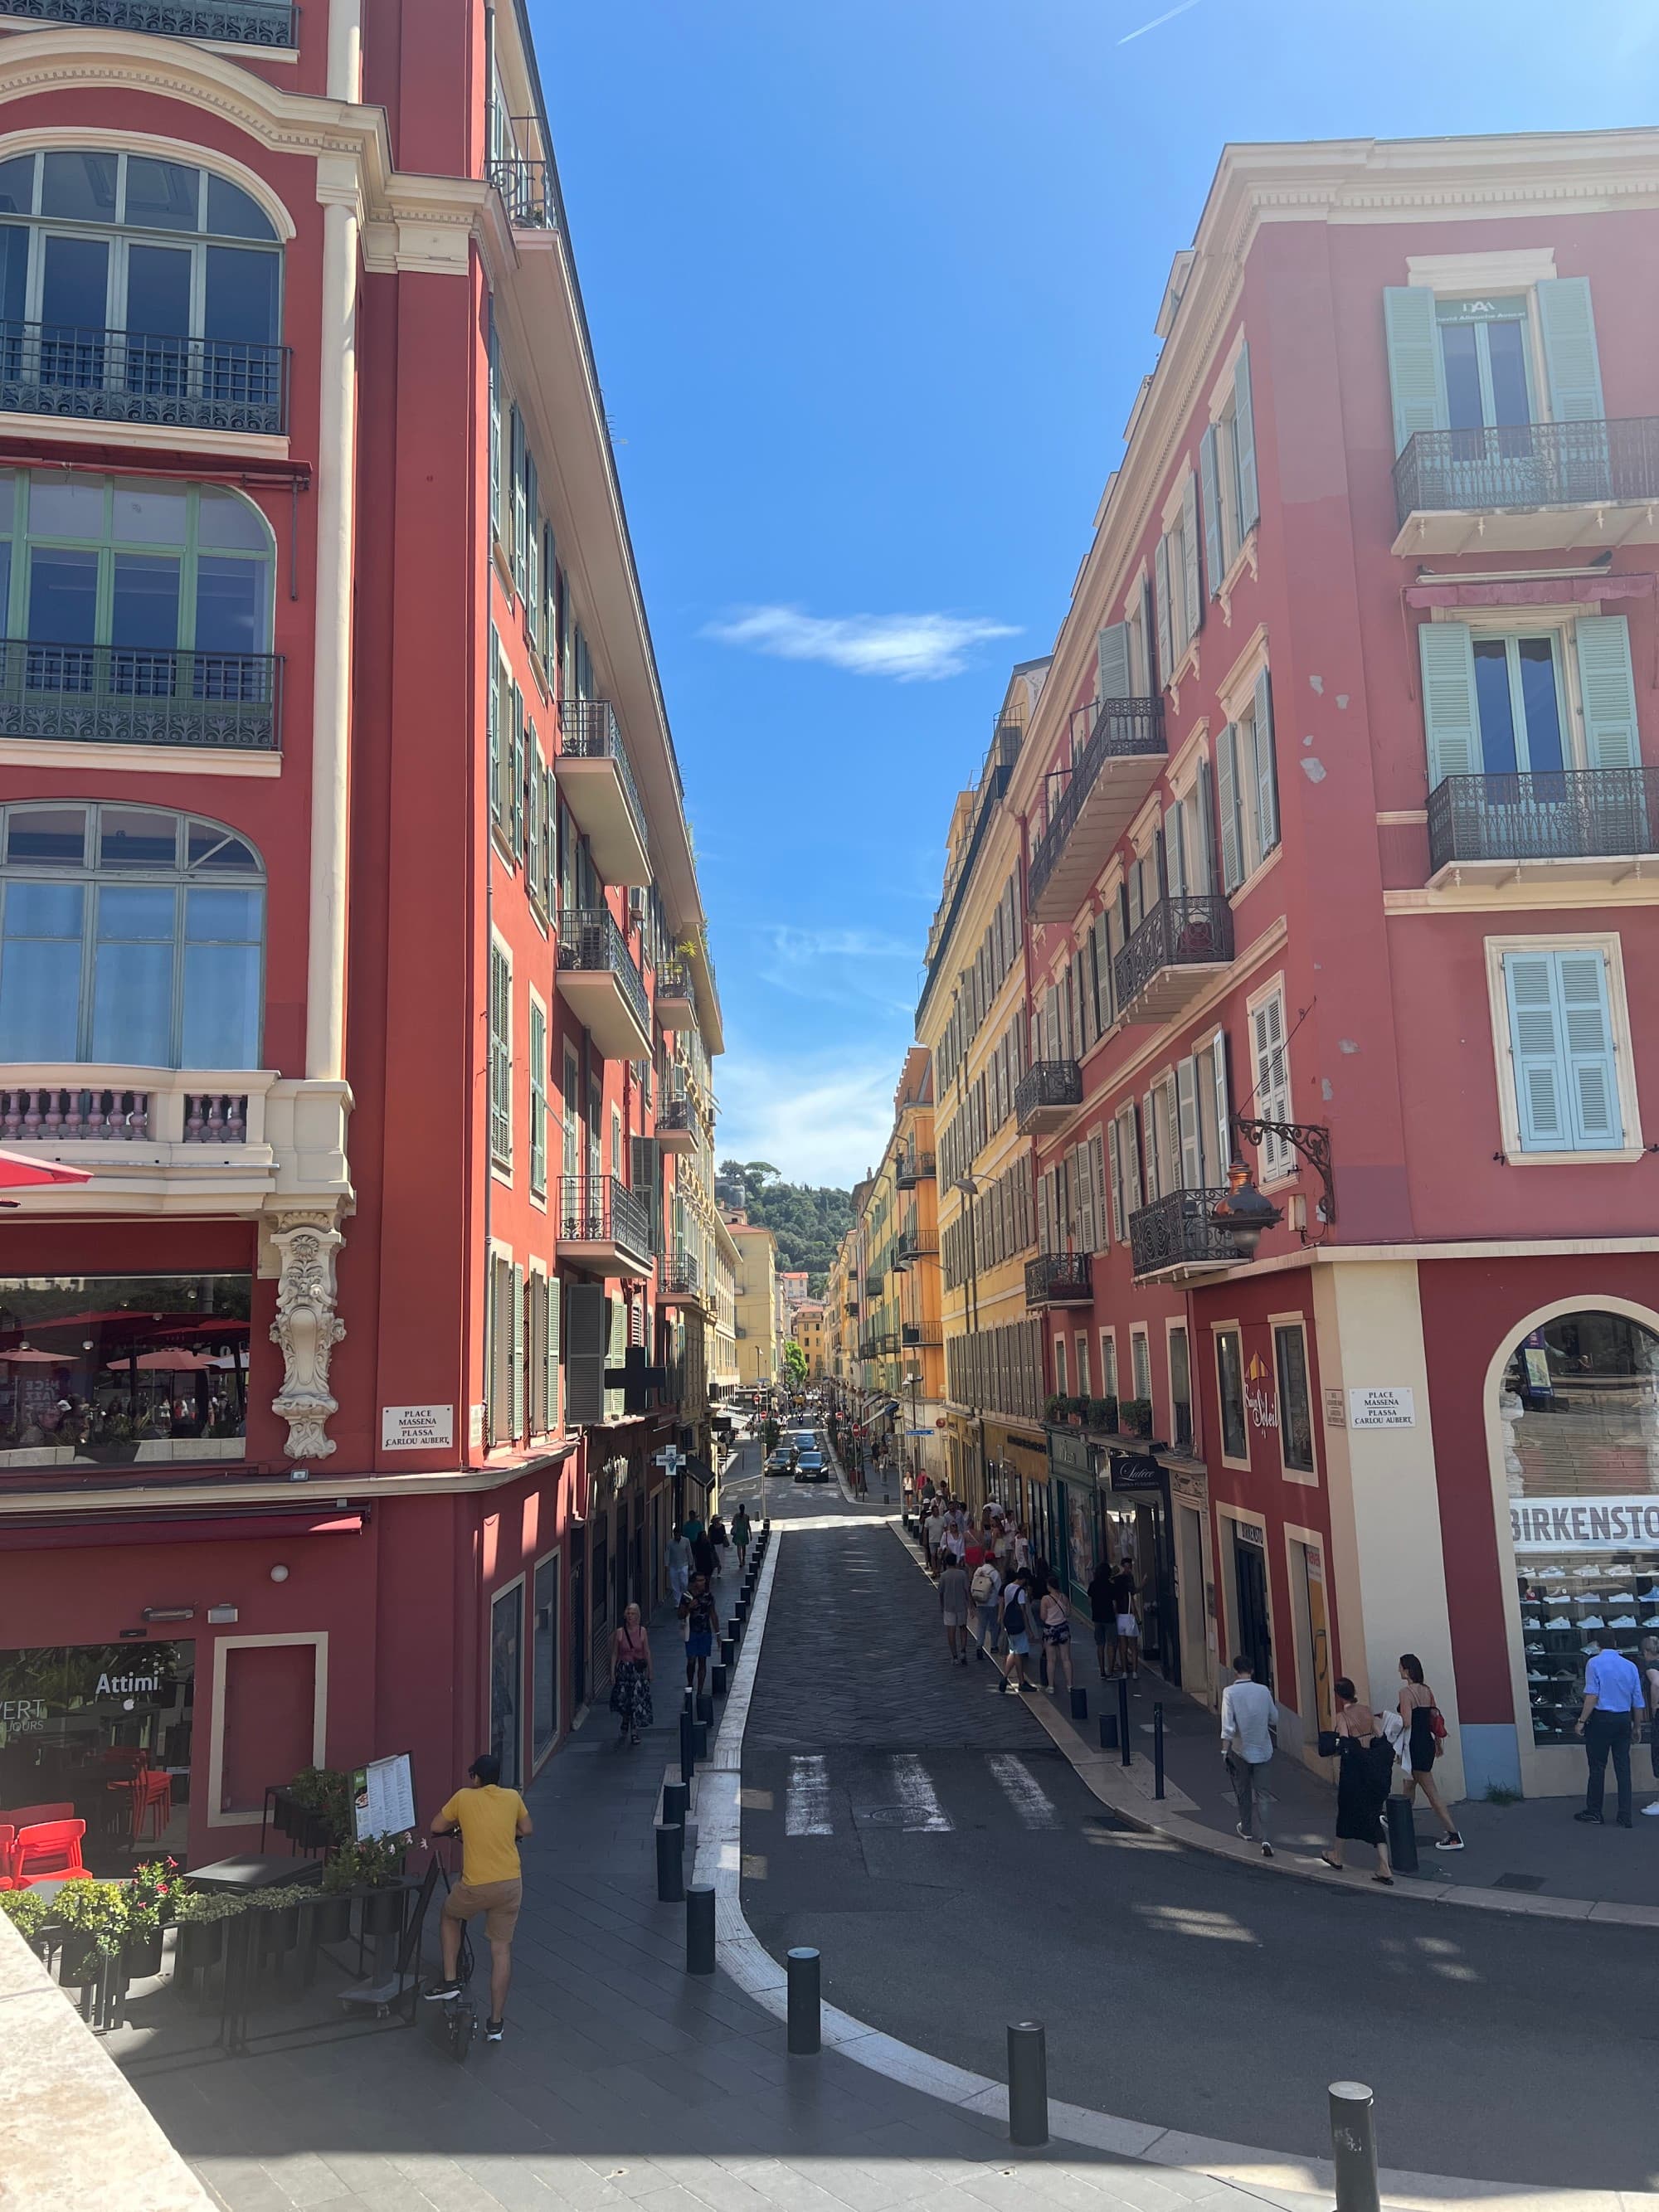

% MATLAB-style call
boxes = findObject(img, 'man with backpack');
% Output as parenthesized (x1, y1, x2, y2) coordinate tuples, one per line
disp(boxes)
(997, 1570, 1033, 1694)
(971, 1553, 1003, 1661)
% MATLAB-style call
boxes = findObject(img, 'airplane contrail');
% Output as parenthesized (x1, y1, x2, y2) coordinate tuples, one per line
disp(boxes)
(1119, 0, 1202, 42)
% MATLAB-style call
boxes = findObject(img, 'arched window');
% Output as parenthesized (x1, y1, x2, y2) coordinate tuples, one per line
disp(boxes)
(0, 150, 285, 432)
(0, 801, 265, 1067)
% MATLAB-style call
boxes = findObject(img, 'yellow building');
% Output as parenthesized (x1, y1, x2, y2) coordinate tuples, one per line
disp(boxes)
(917, 665, 1051, 1519)
(791, 1301, 829, 1380)
(726, 1213, 780, 1393)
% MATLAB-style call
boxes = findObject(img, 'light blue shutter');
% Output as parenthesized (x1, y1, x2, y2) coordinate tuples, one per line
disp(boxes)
(1097, 620, 1131, 703)
(1537, 278, 1605, 422)
(1418, 620, 1481, 783)
(1199, 426, 1224, 595)
(1181, 469, 1203, 640)
(511, 1262, 526, 1441)
(1155, 534, 1173, 682)
(1176, 1056, 1201, 1189)
(1574, 615, 1638, 769)
(603, 1294, 626, 1421)
(1384, 286, 1447, 455)
(1252, 665, 1280, 854)
(1233, 342, 1259, 532)
(1505, 953, 1571, 1150)
(1106, 1116, 1123, 1242)
(1164, 800, 1185, 895)
(1211, 1028, 1232, 1184)
(547, 1274, 561, 1431)
(1122, 1104, 1141, 1216)
(1216, 723, 1243, 892)
(1558, 950, 1622, 1146)
(1194, 756, 1215, 892)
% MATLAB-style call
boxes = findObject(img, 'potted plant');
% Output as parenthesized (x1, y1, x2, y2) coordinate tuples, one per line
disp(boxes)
(250, 1883, 312, 1963)
(171, 1888, 246, 1974)
(55, 1881, 128, 1987)
(1043, 1393, 1068, 1426)
(310, 1852, 359, 1944)
(1087, 1395, 1118, 1433)
(0, 1886, 60, 1962)
(1121, 1397, 1154, 1437)
(347, 1835, 410, 1937)
(285, 1765, 352, 1853)
(121, 1859, 179, 1979)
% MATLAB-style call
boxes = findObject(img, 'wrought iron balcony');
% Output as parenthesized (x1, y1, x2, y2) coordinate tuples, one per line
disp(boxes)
(896, 1147, 936, 1189)
(659, 1252, 700, 1300)
(901, 1322, 942, 1348)
(656, 1093, 698, 1154)
(1393, 417, 1659, 556)
(556, 1174, 652, 1277)
(893, 1230, 937, 1268)
(0, 322, 289, 436)
(1024, 1251, 1092, 1308)
(859, 1331, 899, 1361)
(1113, 894, 1233, 1023)
(0, 639, 280, 751)
(844, 1300, 859, 1318)
(864, 1272, 885, 1299)
(2, 0, 297, 42)
(1029, 696, 1165, 921)
(486, 156, 557, 230)
(557, 698, 650, 887)
(556, 907, 651, 1062)
(1130, 1188, 1238, 1280)
(1015, 1059, 1082, 1135)
(1427, 767, 1659, 884)
(655, 956, 695, 1030)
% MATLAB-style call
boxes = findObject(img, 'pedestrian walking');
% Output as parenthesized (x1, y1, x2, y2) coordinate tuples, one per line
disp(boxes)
(1110, 1558, 1141, 1681)
(1087, 1559, 1117, 1680)
(997, 1570, 1032, 1694)
(924, 1499, 946, 1578)
(1574, 1627, 1643, 1827)
(970, 1553, 1002, 1660)
(731, 1503, 752, 1575)
(938, 1555, 971, 1665)
(1011, 1522, 1033, 1573)
(1642, 1636, 1659, 1816)
(1396, 1654, 1464, 1850)
(691, 1524, 718, 1585)
(1320, 1678, 1394, 1883)
(1039, 1581, 1073, 1698)
(1220, 1655, 1277, 1859)
(666, 1524, 693, 1607)
(679, 1573, 717, 1694)
(709, 1512, 730, 1579)
(610, 1602, 654, 1748)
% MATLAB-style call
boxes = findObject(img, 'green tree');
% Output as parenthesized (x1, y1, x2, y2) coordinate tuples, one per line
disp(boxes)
(782, 1339, 808, 1385)
(719, 1159, 854, 1296)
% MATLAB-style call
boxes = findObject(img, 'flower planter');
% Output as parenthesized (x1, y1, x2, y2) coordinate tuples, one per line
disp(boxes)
(359, 1887, 403, 1938)
(58, 1931, 107, 1987)
(174, 1918, 224, 1974)
(256, 1901, 301, 1960)
(307, 1894, 353, 1945)
(124, 1928, 164, 1979)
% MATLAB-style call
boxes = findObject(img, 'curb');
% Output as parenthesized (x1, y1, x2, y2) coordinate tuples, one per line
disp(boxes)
(693, 1508, 1653, 2212)
(884, 1519, 1659, 1932)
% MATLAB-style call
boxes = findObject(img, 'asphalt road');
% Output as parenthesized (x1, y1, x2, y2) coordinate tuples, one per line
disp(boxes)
(731, 1435, 1659, 2191)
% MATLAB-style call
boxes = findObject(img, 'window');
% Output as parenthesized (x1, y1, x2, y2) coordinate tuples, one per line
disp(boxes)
(489, 941, 511, 1168)
(528, 998, 547, 1198)
(1130, 1326, 1152, 1406)
(1107, 1101, 1140, 1238)
(1075, 1335, 1090, 1398)
(1273, 1320, 1316, 1476)
(1154, 468, 1203, 681)
(1249, 986, 1292, 1179)
(1216, 666, 1279, 892)
(562, 1043, 581, 1178)
(526, 743, 546, 909)
(1201, 342, 1259, 585)
(1216, 1326, 1247, 1463)
(1418, 614, 1637, 786)
(1098, 1329, 1118, 1402)
(0, 801, 262, 1065)
(1054, 1337, 1068, 1398)
(0, 151, 283, 429)
(488, 301, 503, 547)
(1169, 1325, 1193, 1453)
(531, 1550, 560, 1762)
(1501, 945, 1624, 1153)
(1386, 277, 1608, 455)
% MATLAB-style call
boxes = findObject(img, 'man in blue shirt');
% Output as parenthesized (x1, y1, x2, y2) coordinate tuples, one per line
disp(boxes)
(1574, 1630, 1643, 1828)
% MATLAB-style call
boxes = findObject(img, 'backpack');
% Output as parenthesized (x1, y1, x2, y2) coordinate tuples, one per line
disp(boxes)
(971, 1565, 999, 1606)
(1004, 1591, 1026, 1636)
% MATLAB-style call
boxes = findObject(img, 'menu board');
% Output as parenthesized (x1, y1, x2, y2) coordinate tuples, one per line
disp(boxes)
(352, 1752, 416, 1841)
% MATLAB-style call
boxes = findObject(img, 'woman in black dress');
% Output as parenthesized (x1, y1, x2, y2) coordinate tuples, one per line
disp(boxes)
(1320, 1676, 1394, 1884)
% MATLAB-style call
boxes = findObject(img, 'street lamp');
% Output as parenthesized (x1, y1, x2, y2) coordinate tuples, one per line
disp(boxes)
(1209, 1158, 1282, 1259)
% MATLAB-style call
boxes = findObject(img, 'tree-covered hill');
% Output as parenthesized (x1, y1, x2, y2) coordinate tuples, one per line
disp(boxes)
(717, 1160, 854, 1296)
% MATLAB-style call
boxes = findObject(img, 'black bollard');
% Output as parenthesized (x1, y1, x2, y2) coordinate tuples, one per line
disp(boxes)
(690, 1715, 708, 1760)
(735, 1599, 747, 1626)
(1117, 1675, 1131, 1767)
(721, 1636, 736, 1670)
(655, 1819, 684, 1903)
(1384, 1794, 1419, 1874)
(679, 1709, 695, 1783)
(786, 1946, 821, 2054)
(711, 1661, 727, 1697)
(696, 1690, 715, 1728)
(1098, 1710, 1119, 1752)
(685, 1884, 716, 1975)
(1329, 2082, 1380, 2212)
(662, 1777, 688, 1828)
(1153, 1703, 1165, 1800)
(1069, 1686, 1087, 1722)
(1007, 2020, 1048, 2146)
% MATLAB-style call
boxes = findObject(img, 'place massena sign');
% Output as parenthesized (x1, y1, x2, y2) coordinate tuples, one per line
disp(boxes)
(1512, 1496, 1659, 1553)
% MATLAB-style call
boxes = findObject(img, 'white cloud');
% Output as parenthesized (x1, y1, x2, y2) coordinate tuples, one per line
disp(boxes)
(704, 604, 1018, 683)
(715, 1052, 899, 1189)
(747, 922, 921, 1020)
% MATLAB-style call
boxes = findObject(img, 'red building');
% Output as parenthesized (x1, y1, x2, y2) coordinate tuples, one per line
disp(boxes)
(0, 0, 724, 1868)
(976, 130, 1659, 1800)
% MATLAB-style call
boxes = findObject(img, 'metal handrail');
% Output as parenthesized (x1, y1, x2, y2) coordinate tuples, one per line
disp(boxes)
(1129, 1188, 1236, 1278)
(1112, 894, 1233, 1009)
(1029, 696, 1165, 907)
(660, 1252, 700, 1294)
(0, 319, 289, 435)
(1014, 1060, 1082, 1129)
(486, 154, 557, 229)
(557, 698, 649, 859)
(0, 639, 280, 751)
(556, 907, 650, 1038)
(1024, 1252, 1092, 1306)
(556, 1174, 650, 1257)
(1394, 416, 1659, 524)
(1428, 767, 1659, 872)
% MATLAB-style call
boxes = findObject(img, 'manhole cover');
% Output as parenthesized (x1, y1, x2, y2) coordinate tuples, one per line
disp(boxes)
(1491, 1872, 1546, 1893)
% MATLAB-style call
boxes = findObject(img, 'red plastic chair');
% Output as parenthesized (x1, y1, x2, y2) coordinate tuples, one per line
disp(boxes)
(0, 1802, 75, 1834)
(10, 1818, 88, 1887)
(131, 1770, 173, 1844)
(0, 1825, 14, 1884)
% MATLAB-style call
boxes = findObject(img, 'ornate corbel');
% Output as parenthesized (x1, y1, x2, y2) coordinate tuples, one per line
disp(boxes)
(268, 1210, 346, 1460)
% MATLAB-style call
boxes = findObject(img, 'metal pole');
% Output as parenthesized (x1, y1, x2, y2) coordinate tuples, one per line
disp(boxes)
(685, 1884, 716, 1975)
(1329, 2081, 1380, 2212)
(1153, 1703, 1165, 1799)
(786, 1946, 821, 2054)
(655, 1820, 684, 1903)
(1006, 2020, 1048, 2146)
(1117, 1673, 1131, 1767)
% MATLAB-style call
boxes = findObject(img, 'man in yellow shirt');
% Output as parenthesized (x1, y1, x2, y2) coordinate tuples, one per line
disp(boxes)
(424, 1753, 532, 2040)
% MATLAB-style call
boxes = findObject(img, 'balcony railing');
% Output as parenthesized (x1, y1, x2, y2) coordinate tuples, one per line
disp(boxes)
(2, 0, 297, 42)
(859, 1331, 899, 1361)
(557, 698, 649, 853)
(1113, 894, 1233, 1013)
(658, 1095, 696, 1135)
(901, 1323, 941, 1348)
(0, 321, 289, 435)
(486, 155, 557, 229)
(1, 1085, 247, 1144)
(896, 1147, 936, 1189)
(660, 1252, 700, 1296)
(557, 1174, 650, 1260)
(0, 639, 280, 751)
(1129, 1188, 1238, 1279)
(1014, 1059, 1082, 1132)
(894, 1230, 937, 1266)
(1029, 696, 1165, 911)
(657, 957, 694, 1000)
(864, 1272, 885, 1299)
(1024, 1251, 1092, 1307)
(557, 907, 650, 1038)
(1428, 767, 1659, 873)
(1394, 416, 1659, 527)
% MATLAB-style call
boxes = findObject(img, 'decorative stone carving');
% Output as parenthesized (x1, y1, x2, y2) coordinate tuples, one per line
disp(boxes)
(269, 1210, 345, 1460)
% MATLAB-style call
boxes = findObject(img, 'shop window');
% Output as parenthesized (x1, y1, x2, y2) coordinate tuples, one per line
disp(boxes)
(1274, 1320, 1316, 1476)
(489, 1580, 523, 1790)
(0, 1271, 249, 1466)
(1506, 1309, 1659, 1747)
(0, 802, 263, 1067)
(1216, 1325, 1247, 1463)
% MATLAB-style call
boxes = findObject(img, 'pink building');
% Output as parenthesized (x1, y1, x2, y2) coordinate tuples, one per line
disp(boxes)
(1006, 131, 1659, 1799)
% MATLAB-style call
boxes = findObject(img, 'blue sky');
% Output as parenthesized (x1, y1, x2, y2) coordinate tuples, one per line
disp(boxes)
(535, 0, 1659, 1186)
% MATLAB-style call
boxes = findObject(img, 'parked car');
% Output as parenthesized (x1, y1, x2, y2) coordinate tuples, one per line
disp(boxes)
(793, 1451, 829, 1485)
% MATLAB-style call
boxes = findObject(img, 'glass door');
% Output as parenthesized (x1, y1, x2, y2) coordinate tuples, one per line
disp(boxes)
(38, 232, 109, 394)
(489, 1582, 523, 1790)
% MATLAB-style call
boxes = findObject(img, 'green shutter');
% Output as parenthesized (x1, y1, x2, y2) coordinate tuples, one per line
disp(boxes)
(511, 1262, 525, 1441)
(1418, 620, 1481, 783)
(1537, 277, 1605, 423)
(603, 1293, 626, 1422)
(1097, 620, 1131, 703)
(1233, 342, 1259, 532)
(487, 649, 501, 825)
(1155, 533, 1173, 682)
(1181, 469, 1203, 639)
(1216, 722, 1243, 892)
(1574, 615, 1638, 769)
(1384, 285, 1446, 455)
(1252, 665, 1279, 854)
(1199, 425, 1224, 593)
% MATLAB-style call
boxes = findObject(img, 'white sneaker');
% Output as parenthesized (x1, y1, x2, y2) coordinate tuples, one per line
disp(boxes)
(1644, 1616, 1659, 1629)
(1525, 1643, 1546, 1655)
(1608, 1615, 1638, 1627)
(1528, 1670, 1550, 1684)
(1544, 1615, 1574, 1628)
(1540, 1567, 1569, 1580)
(1579, 1615, 1606, 1629)
(1642, 1803, 1659, 1817)
(1638, 1588, 1659, 1605)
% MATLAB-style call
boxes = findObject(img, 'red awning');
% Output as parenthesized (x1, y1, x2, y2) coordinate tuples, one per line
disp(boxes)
(0, 1510, 365, 1550)
(1405, 573, 1654, 609)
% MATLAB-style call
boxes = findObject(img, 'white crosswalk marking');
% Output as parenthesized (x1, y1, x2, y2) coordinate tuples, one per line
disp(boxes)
(891, 1753, 952, 1832)
(785, 1753, 833, 1836)
(988, 1753, 1058, 1830)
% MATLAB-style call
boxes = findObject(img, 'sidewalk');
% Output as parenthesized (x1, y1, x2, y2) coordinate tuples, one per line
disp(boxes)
(891, 1514, 1659, 1921)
